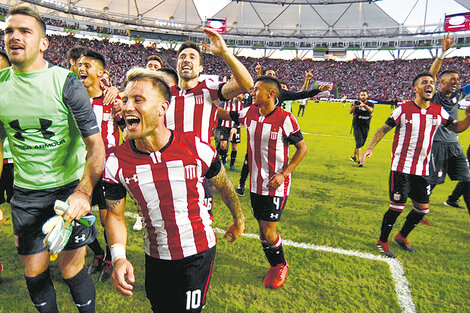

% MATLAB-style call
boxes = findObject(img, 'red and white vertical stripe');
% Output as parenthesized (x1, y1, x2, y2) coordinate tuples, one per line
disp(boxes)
(166, 80, 222, 144)
(389, 101, 450, 176)
(103, 132, 217, 260)
(220, 97, 243, 128)
(239, 106, 300, 197)
(91, 97, 120, 151)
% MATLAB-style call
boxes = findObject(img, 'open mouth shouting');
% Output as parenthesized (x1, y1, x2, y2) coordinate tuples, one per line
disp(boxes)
(124, 114, 141, 131)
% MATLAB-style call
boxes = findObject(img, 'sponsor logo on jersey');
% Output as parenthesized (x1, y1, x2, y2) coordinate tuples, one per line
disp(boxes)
(124, 174, 139, 184)
(9, 119, 55, 141)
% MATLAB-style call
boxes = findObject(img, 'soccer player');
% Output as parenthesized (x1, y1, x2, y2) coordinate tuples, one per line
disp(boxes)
(77, 49, 121, 282)
(427, 34, 470, 215)
(0, 6, 105, 312)
(216, 93, 244, 171)
(349, 89, 374, 166)
(361, 72, 470, 258)
(166, 28, 253, 213)
(235, 66, 330, 196)
(146, 54, 163, 71)
(67, 45, 87, 75)
(231, 76, 307, 289)
(103, 68, 245, 312)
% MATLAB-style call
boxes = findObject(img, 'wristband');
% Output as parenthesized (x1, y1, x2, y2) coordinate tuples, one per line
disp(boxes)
(75, 188, 91, 199)
(111, 243, 126, 264)
(438, 50, 446, 60)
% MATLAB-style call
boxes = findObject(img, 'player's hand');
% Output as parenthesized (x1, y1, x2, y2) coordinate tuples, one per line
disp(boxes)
(319, 83, 332, 92)
(255, 62, 262, 76)
(103, 86, 119, 106)
(112, 258, 135, 297)
(201, 27, 228, 56)
(465, 104, 470, 117)
(64, 191, 91, 222)
(229, 127, 237, 141)
(0, 209, 8, 227)
(223, 218, 245, 242)
(360, 149, 373, 165)
(442, 33, 455, 52)
(267, 173, 286, 189)
(305, 69, 314, 81)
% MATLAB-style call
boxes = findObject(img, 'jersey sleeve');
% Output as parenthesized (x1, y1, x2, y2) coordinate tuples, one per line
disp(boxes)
(102, 152, 127, 200)
(283, 113, 303, 144)
(63, 73, 100, 138)
(440, 106, 454, 127)
(385, 105, 402, 127)
(205, 79, 227, 105)
(237, 106, 251, 127)
(193, 135, 218, 176)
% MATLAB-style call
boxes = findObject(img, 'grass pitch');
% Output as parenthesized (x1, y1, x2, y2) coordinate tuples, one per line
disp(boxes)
(1, 101, 469, 312)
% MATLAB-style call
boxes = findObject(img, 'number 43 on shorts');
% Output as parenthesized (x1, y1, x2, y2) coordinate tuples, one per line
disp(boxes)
(186, 289, 202, 310)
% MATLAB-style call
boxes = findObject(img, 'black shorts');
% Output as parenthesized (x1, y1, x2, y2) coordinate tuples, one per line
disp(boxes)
(218, 126, 241, 144)
(389, 171, 430, 204)
(429, 142, 470, 185)
(91, 178, 106, 210)
(250, 193, 287, 222)
(353, 119, 370, 149)
(145, 246, 216, 313)
(10, 180, 97, 255)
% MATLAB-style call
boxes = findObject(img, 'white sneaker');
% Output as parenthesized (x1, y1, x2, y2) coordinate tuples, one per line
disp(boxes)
(133, 216, 144, 231)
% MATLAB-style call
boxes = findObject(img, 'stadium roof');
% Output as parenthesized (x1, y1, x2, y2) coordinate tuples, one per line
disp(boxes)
(2, 0, 470, 59)
(0, 0, 465, 39)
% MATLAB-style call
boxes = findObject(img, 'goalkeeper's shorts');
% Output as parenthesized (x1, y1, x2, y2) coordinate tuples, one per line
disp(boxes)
(11, 180, 97, 255)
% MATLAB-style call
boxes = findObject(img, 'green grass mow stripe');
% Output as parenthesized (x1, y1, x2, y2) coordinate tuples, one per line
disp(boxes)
(212, 227, 416, 313)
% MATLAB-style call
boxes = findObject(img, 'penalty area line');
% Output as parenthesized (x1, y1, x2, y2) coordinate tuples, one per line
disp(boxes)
(213, 227, 416, 313)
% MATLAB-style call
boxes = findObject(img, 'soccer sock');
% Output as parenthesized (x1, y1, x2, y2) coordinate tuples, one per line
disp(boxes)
(239, 154, 249, 187)
(262, 235, 286, 267)
(399, 208, 427, 238)
(459, 181, 470, 215)
(87, 238, 104, 256)
(63, 266, 96, 313)
(221, 148, 228, 164)
(25, 268, 59, 313)
(230, 150, 237, 166)
(379, 206, 403, 242)
(448, 181, 464, 203)
(103, 231, 111, 261)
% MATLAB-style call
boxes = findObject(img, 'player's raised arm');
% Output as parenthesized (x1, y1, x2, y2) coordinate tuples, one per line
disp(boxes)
(429, 33, 455, 81)
(201, 27, 253, 100)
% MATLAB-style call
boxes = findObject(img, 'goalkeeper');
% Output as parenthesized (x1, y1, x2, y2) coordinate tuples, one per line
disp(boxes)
(0, 6, 105, 313)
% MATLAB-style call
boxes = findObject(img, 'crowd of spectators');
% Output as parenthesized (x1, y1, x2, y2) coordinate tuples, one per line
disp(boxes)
(0, 22, 469, 100)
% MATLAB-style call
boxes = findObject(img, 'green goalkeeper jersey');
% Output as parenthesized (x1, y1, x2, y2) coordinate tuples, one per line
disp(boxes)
(0, 64, 99, 190)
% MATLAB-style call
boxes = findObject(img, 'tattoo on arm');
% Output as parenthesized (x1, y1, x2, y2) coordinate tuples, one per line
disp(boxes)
(210, 167, 244, 220)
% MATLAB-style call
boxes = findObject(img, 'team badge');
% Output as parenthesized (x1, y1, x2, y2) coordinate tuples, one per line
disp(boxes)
(185, 165, 197, 180)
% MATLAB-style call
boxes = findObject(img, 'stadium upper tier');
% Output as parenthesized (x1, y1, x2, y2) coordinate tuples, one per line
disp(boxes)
(2, 1, 470, 52)
(1, 31, 468, 101)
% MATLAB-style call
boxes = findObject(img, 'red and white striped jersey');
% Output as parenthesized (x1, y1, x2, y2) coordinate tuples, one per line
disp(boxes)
(91, 96, 120, 151)
(220, 97, 243, 128)
(166, 80, 223, 144)
(388, 100, 452, 176)
(103, 131, 217, 260)
(238, 106, 302, 197)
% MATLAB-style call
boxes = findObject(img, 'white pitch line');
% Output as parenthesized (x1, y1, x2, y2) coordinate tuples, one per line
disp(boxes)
(213, 227, 416, 313)
(117, 212, 415, 312)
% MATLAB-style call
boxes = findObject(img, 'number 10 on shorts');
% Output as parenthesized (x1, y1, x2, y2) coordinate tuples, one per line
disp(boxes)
(186, 289, 202, 310)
